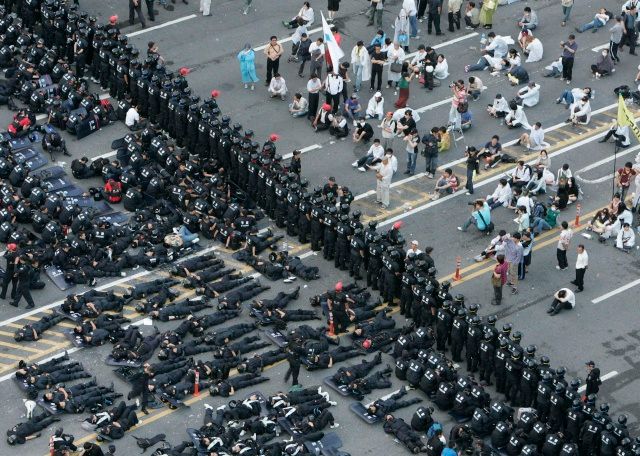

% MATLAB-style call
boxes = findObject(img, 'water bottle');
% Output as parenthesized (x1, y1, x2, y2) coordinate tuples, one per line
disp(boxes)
(480, 33, 486, 45)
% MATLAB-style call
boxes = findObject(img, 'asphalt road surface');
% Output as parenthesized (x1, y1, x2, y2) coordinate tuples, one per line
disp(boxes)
(1, 0, 640, 455)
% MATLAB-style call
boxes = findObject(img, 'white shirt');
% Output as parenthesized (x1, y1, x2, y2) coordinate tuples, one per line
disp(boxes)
(489, 183, 512, 206)
(307, 78, 322, 93)
(575, 250, 589, 269)
(525, 38, 543, 63)
(292, 24, 308, 45)
(325, 74, 343, 95)
(406, 247, 423, 258)
(367, 97, 384, 118)
(530, 127, 546, 149)
(125, 108, 140, 127)
(351, 45, 368, 66)
(515, 195, 533, 214)
(557, 288, 576, 307)
(512, 165, 531, 182)
(518, 84, 540, 107)
(367, 143, 386, 160)
(379, 118, 397, 139)
(376, 162, 394, 184)
(298, 6, 314, 23)
(389, 155, 398, 173)
(402, 0, 418, 16)
(309, 41, 325, 57)
(411, 51, 427, 67)
(558, 229, 573, 250)
(269, 77, 287, 94)
(485, 37, 508, 59)
(617, 228, 636, 248)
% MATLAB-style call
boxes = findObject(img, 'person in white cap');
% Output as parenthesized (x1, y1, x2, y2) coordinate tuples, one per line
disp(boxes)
(366, 92, 385, 119)
(406, 240, 423, 258)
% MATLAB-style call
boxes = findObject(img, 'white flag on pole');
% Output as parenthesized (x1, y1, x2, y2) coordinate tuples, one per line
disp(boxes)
(321, 11, 344, 73)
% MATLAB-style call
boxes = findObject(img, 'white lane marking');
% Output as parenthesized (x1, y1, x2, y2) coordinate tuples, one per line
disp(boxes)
(126, 14, 198, 38)
(384, 32, 479, 67)
(376, 129, 609, 227)
(283, 143, 322, 160)
(0, 245, 220, 329)
(354, 101, 620, 201)
(36, 93, 111, 121)
(575, 144, 640, 184)
(592, 43, 609, 52)
(591, 278, 640, 304)
(0, 347, 83, 383)
(254, 27, 323, 52)
(577, 370, 619, 392)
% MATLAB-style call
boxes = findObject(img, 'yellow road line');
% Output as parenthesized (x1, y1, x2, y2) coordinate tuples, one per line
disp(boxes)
(0, 340, 45, 353)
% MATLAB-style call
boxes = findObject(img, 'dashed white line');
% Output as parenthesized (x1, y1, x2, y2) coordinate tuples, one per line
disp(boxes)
(127, 14, 198, 38)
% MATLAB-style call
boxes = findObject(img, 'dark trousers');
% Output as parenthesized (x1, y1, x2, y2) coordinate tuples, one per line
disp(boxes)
(145, 0, 155, 20)
(556, 248, 568, 269)
(417, 0, 428, 17)
(575, 267, 585, 291)
(325, 93, 341, 113)
(622, 32, 637, 54)
(466, 167, 474, 193)
(561, 57, 574, 81)
(308, 92, 319, 119)
(0, 271, 17, 300)
(464, 16, 479, 28)
(493, 285, 502, 305)
(13, 285, 35, 308)
(370, 65, 383, 90)
(298, 57, 310, 76)
(266, 58, 280, 84)
(129, 0, 147, 26)
(428, 14, 442, 34)
(610, 40, 620, 62)
(448, 11, 461, 31)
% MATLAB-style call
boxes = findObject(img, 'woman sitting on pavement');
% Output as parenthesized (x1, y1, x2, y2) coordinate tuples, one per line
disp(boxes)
(283, 2, 314, 28)
(591, 48, 615, 78)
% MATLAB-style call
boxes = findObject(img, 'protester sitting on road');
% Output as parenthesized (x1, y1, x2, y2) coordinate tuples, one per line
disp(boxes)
(479, 135, 503, 169)
(268, 73, 288, 100)
(568, 96, 592, 125)
(289, 93, 309, 117)
(283, 1, 315, 28)
(353, 138, 385, 171)
(556, 86, 592, 106)
(616, 223, 636, 252)
(458, 199, 492, 232)
(515, 82, 540, 107)
(599, 122, 631, 148)
(487, 94, 510, 118)
(365, 92, 385, 119)
(432, 168, 459, 199)
(591, 48, 615, 78)
(547, 288, 575, 315)
(518, 122, 549, 150)
(505, 101, 531, 129)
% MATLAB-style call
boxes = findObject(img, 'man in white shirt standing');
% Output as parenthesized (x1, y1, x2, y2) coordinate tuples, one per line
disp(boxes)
(373, 155, 394, 208)
(268, 73, 288, 100)
(378, 111, 397, 151)
(548, 288, 576, 315)
(406, 240, 423, 258)
(308, 37, 325, 80)
(572, 244, 588, 292)
(352, 138, 385, 171)
(324, 72, 344, 113)
(125, 105, 145, 131)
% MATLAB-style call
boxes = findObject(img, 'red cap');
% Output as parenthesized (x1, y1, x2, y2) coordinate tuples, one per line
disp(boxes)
(109, 15, 118, 24)
(210, 89, 220, 98)
(393, 221, 403, 230)
(6, 243, 17, 252)
(269, 134, 280, 142)
(322, 103, 332, 111)
(179, 67, 190, 76)
(335, 281, 343, 292)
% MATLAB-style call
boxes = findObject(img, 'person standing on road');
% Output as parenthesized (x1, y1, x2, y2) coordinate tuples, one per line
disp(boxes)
(1, 243, 18, 301)
(609, 16, 623, 62)
(571, 244, 588, 292)
(327, 0, 340, 22)
(403, 128, 420, 175)
(10, 257, 36, 309)
(368, 0, 384, 27)
(373, 155, 394, 208)
(503, 232, 523, 295)
(620, 5, 638, 55)
(427, 0, 444, 35)
(370, 44, 386, 92)
(560, 34, 578, 84)
(556, 221, 573, 270)
(284, 346, 301, 386)
(491, 254, 508, 305)
(447, 0, 462, 32)
(237, 43, 259, 90)
(403, 0, 420, 38)
(129, 0, 147, 29)
(585, 361, 601, 397)
(264, 36, 283, 86)
(479, 0, 498, 29)
(145, 0, 156, 21)
(307, 73, 322, 120)
(350, 41, 370, 93)
(379, 111, 397, 150)
(561, 0, 573, 26)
